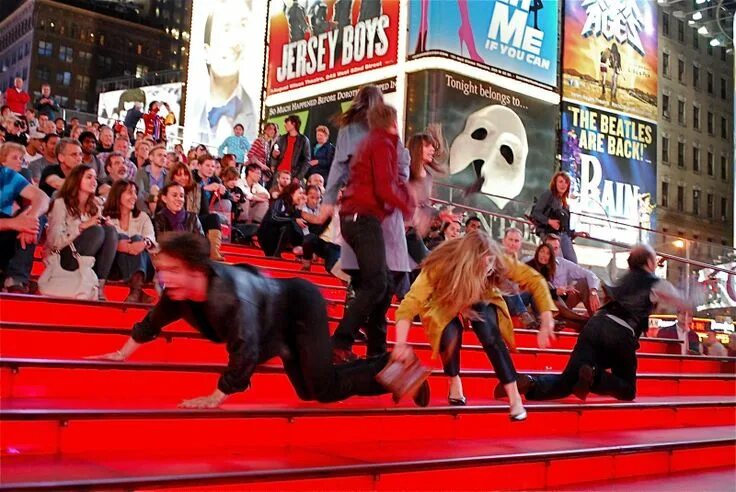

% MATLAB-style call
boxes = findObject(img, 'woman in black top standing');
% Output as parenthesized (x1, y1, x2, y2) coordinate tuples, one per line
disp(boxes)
(531, 171, 579, 263)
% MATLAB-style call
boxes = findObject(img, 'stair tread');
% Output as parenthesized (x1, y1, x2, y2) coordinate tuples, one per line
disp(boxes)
(2, 426, 733, 490)
(559, 467, 736, 491)
(2, 395, 734, 420)
(3, 356, 733, 379)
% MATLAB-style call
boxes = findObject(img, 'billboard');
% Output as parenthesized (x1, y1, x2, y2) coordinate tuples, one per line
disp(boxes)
(562, 0, 658, 121)
(97, 82, 182, 136)
(265, 78, 397, 143)
(561, 100, 657, 244)
(407, 0, 559, 89)
(405, 69, 558, 227)
(184, 0, 268, 148)
(266, 0, 400, 96)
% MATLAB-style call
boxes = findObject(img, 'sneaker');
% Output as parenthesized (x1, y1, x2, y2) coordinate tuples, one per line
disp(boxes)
(572, 364, 594, 401)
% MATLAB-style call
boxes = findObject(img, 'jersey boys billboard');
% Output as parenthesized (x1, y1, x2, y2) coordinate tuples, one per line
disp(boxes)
(561, 101, 657, 244)
(267, 0, 400, 95)
(407, 0, 559, 89)
(562, 0, 658, 121)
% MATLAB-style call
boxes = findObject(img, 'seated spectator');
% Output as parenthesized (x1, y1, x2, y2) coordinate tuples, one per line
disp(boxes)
(544, 233, 601, 316)
(237, 164, 269, 224)
(102, 180, 156, 303)
(98, 153, 131, 199)
(98, 136, 136, 181)
(0, 161, 49, 292)
(704, 331, 728, 357)
(306, 125, 335, 180)
(0, 142, 31, 182)
(3, 116, 28, 146)
(168, 162, 203, 215)
(500, 227, 537, 328)
(465, 216, 482, 233)
(24, 109, 38, 132)
(130, 139, 152, 172)
(166, 151, 180, 169)
(270, 170, 292, 200)
(187, 149, 199, 168)
(45, 165, 118, 300)
(247, 122, 278, 172)
(134, 144, 167, 215)
(427, 220, 462, 250)
(728, 333, 736, 357)
(153, 183, 204, 239)
(97, 125, 115, 153)
(24, 130, 45, 165)
(28, 133, 59, 184)
(220, 154, 237, 171)
(78, 131, 105, 181)
(40, 138, 83, 197)
(173, 143, 187, 164)
(194, 144, 209, 160)
(70, 125, 84, 142)
(525, 243, 588, 331)
(300, 185, 340, 272)
(54, 118, 65, 136)
(257, 182, 306, 257)
(194, 154, 230, 260)
(220, 166, 246, 222)
(35, 84, 61, 121)
(657, 311, 702, 355)
(307, 173, 325, 195)
(218, 124, 251, 164)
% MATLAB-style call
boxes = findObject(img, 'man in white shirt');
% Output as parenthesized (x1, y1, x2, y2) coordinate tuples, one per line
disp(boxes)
(657, 311, 702, 355)
(240, 164, 269, 224)
(545, 234, 601, 315)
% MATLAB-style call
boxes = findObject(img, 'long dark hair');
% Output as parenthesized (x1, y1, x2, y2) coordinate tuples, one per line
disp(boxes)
(103, 179, 140, 219)
(408, 129, 447, 181)
(338, 85, 383, 127)
(168, 161, 195, 191)
(56, 165, 98, 218)
(527, 243, 557, 281)
(278, 182, 304, 209)
(548, 171, 571, 208)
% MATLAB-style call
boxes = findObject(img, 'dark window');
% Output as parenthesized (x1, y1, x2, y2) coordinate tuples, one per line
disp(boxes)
(722, 78, 728, 100)
(662, 94, 670, 118)
(693, 146, 700, 173)
(662, 52, 670, 76)
(55, 71, 71, 87)
(707, 43, 713, 56)
(677, 19, 684, 42)
(707, 152, 714, 176)
(678, 142, 685, 168)
(693, 29, 699, 49)
(677, 186, 684, 212)
(662, 136, 669, 163)
(661, 182, 669, 207)
(707, 71, 713, 93)
(722, 197, 728, 221)
(722, 117, 728, 139)
(677, 100, 685, 125)
(707, 194, 714, 219)
(37, 40, 52, 56)
(722, 156, 729, 181)
(693, 105, 700, 130)
(707, 112, 714, 135)
(677, 59, 685, 82)
(663, 12, 670, 36)
(692, 65, 699, 88)
(692, 190, 700, 216)
(58, 45, 72, 63)
(721, 47, 727, 61)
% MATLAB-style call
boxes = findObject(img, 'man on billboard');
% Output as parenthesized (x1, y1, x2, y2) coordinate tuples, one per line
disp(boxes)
(194, 0, 257, 149)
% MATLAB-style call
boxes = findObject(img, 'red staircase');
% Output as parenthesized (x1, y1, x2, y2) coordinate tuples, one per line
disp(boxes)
(1, 243, 735, 490)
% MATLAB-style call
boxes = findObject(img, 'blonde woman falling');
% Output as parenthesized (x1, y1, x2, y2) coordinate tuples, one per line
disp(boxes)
(391, 232, 556, 420)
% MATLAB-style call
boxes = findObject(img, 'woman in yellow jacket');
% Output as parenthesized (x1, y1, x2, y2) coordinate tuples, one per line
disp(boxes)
(392, 231, 557, 420)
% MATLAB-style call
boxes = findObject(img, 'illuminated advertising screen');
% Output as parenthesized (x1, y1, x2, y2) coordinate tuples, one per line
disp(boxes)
(562, 0, 658, 121)
(561, 100, 657, 244)
(97, 82, 182, 135)
(407, 0, 559, 90)
(184, 0, 268, 148)
(266, 0, 400, 96)
(405, 69, 558, 226)
(265, 78, 397, 143)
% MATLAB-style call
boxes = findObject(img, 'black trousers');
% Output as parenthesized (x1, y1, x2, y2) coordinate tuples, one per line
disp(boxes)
(60, 225, 117, 280)
(526, 314, 638, 401)
(302, 234, 340, 273)
(440, 303, 517, 385)
(199, 213, 221, 233)
(257, 220, 303, 257)
(332, 214, 391, 356)
(278, 278, 388, 402)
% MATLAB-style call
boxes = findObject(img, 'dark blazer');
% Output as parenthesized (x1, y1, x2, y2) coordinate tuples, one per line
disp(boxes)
(306, 141, 336, 180)
(657, 325, 701, 354)
(131, 262, 283, 394)
(272, 133, 311, 180)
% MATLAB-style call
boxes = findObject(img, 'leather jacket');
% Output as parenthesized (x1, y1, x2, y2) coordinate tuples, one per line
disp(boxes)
(131, 262, 284, 394)
(153, 210, 204, 237)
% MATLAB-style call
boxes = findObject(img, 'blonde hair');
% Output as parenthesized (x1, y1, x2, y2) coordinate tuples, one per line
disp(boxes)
(316, 125, 330, 137)
(0, 142, 25, 164)
(421, 231, 508, 318)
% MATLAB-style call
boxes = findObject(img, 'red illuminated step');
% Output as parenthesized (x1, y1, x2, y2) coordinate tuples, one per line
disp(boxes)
(2, 324, 732, 375)
(0, 294, 686, 355)
(0, 426, 733, 491)
(1, 396, 734, 457)
(2, 358, 734, 403)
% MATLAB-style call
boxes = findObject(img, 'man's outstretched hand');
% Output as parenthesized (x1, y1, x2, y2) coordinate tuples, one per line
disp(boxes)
(179, 389, 228, 409)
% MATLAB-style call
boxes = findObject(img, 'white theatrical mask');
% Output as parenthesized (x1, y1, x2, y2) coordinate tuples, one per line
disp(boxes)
(449, 105, 529, 209)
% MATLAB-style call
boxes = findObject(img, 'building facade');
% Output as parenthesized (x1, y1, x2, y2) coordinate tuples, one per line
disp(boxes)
(0, 0, 189, 115)
(656, 5, 735, 285)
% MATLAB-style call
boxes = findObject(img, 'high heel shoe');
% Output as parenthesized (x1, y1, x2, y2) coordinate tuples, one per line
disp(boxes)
(448, 395, 466, 406)
(510, 408, 528, 421)
(458, 24, 483, 63)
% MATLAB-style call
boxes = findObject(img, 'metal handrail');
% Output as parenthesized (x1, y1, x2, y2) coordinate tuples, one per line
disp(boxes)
(433, 181, 736, 256)
(430, 197, 736, 278)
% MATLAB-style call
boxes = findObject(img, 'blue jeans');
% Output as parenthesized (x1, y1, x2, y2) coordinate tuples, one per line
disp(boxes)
(0, 214, 44, 286)
(504, 292, 532, 316)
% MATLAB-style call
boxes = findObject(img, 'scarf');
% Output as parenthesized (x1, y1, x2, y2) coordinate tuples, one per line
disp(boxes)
(162, 208, 187, 231)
